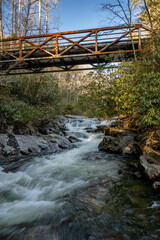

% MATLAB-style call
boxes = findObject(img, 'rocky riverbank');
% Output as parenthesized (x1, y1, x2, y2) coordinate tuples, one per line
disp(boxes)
(0, 115, 106, 165)
(0, 115, 159, 192)
(0, 116, 75, 164)
(98, 117, 160, 191)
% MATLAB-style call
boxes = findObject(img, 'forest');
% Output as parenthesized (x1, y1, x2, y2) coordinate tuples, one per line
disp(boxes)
(0, 0, 159, 130)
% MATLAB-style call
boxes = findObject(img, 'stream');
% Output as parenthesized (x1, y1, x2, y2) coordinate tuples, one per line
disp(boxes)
(0, 118, 160, 240)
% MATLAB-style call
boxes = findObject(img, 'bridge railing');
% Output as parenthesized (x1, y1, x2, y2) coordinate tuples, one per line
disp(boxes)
(0, 24, 151, 64)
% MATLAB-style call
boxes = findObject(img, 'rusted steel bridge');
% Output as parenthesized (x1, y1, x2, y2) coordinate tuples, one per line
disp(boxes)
(0, 24, 150, 75)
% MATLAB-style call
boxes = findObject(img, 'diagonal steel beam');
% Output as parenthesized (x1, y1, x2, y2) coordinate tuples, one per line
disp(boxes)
(77, 31, 93, 44)
(59, 32, 94, 56)
(23, 38, 56, 58)
(0, 48, 18, 59)
(99, 28, 135, 52)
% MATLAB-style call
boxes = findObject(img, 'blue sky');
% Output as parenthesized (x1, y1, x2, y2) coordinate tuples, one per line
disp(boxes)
(58, 0, 106, 32)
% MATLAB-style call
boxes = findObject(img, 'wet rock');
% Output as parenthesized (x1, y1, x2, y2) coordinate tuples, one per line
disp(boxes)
(153, 181, 160, 191)
(128, 161, 139, 169)
(98, 136, 122, 153)
(68, 136, 81, 143)
(13, 124, 39, 136)
(15, 135, 50, 155)
(134, 171, 142, 179)
(105, 128, 136, 138)
(120, 137, 142, 156)
(87, 231, 130, 240)
(88, 152, 106, 161)
(0, 134, 16, 157)
(141, 152, 160, 165)
(39, 120, 66, 135)
(102, 127, 141, 156)
(65, 115, 88, 119)
(45, 133, 71, 149)
(0, 123, 70, 161)
(85, 127, 96, 133)
(95, 125, 107, 133)
(73, 132, 88, 139)
(6, 125, 14, 134)
(140, 155, 160, 180)
(0, 134, 52, 159)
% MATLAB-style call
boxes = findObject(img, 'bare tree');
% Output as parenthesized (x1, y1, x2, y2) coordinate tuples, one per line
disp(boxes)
(18, 0, 21, 36)
(11, 0, 14, 37)
(0, 0, 3, 51)
(132, 0, 154, 31)
(102, 0, 137, 60)
(143, 0, 153, 31)
(2, 0, 59, 39)
(45, 0, 59, 33)
(39, 0, 42, 35)
(46, 0, 48, 33)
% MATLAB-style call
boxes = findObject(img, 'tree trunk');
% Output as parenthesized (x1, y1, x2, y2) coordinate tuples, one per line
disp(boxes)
(11, 0, 14, 37)
(14, 0, 18, 36)
(143, 0, 153, 31)
(129, 27, 137, 61)
(0, 0, 3, 50)
(46, 0, 48, 34)
(18, 0, 21, 37)
(39, 0, 41, 35)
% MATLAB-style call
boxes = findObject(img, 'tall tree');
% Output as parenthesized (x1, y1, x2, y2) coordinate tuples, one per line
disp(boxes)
(102, 0, 137, 60)
(132, 0, 160, 31)
(18, 0, 21, 36)
(0, 0, 3, 41)
(2, 0, 59, 37)
(39, 0, 41, 35)
(11, 0, 14, 37)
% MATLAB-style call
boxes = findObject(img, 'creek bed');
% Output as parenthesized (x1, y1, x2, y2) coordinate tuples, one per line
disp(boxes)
(0, 118, 160, 240)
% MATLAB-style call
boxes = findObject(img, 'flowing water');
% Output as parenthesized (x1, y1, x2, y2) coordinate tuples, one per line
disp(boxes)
(0, 118, 160, 240)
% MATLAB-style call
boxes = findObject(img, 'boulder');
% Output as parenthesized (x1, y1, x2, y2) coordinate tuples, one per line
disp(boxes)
(12, 124, 39, 136)
(153, 181, 160, 191)
(119, 136, 141, 156)
(14, 135, 50, 155)
(141, 152, 160, 165)
(105, 128, 136, 138)
(45, 133, 71, 149)
(101, 127, 141, 155)
(39, 120, 66, 135)
(85, 127, 96, 133)
(68, 136, 81, 143)
(140, 155, 160, 180)
(0, 130, 70, 161)
(98, 136, 122, 153)
(0, 134, 17, 157)
(95, 125, 107, 133)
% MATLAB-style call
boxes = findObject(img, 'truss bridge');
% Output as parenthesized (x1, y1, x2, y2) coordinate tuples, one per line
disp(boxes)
(0, 24, 150, 75)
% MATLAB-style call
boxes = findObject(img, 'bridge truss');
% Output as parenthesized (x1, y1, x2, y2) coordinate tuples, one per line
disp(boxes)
(0, 24, 150, 75)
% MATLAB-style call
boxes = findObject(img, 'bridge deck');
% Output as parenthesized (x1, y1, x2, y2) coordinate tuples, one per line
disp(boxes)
(0, 24, 150, 74)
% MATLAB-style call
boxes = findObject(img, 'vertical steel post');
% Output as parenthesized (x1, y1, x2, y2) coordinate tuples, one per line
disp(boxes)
(56, 35, 58, 55)
(19, 38, 22, 60)
(138, 27, 142, 50)
(95, 31, 98, 52)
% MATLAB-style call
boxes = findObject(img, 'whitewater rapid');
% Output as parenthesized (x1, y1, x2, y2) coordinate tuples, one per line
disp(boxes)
(0, 118, 124, 229)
